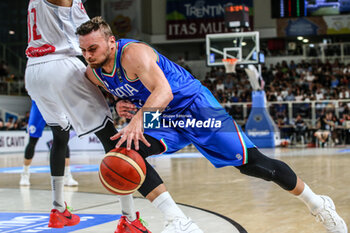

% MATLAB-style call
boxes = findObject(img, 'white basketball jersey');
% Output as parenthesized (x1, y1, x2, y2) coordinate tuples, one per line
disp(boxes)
(26, 0, 89, 65)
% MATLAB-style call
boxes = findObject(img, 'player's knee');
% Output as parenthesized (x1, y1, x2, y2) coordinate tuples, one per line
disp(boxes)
(138, 161, 164, 197)
(238, 148, 276, 181)
(238, 162, 275, 182)
(50, 126, 69, 145)
(24, 137, 39, 160)
(237, 148, 297, 190)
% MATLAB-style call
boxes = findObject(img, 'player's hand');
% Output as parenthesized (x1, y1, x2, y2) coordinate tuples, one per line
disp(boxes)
(110, 112, 151, 150)
(116, 100, 137, 119)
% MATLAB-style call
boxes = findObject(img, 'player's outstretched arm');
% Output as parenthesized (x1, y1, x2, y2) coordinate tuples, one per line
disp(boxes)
(122, 43, 174, 111)
(111, 43, 173, 150)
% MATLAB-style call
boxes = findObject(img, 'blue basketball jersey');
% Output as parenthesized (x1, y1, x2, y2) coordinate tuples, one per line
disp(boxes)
(92, 39, 202, 114)
(92, 39, 256, 168)
(28, 100, 46, 138)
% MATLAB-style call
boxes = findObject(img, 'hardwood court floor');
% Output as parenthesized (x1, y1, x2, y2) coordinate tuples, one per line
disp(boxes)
(0, 147, 349, 233)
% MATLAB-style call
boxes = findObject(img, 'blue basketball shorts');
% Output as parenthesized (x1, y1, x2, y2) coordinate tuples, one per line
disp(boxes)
(27, 100, 46, 138)
(144, 86, 255, 168)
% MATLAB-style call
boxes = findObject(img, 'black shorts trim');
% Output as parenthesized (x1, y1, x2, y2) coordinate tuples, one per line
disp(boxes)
(78, 116, 114, 138)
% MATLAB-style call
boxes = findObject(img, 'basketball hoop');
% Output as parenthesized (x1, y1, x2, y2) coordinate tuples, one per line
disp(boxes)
(222, 58, 238, 73)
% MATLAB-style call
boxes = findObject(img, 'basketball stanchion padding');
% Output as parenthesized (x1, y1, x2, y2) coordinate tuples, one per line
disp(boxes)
(99, 148, 146, 195)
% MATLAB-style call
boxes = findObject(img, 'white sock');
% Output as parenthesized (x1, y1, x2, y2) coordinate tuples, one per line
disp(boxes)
(51, 176, 65, 212)
(296, 183, 324, 214)
(23, 165, 30, 174)
(64, 166, 71, 177)
(152, 191, 187, 221)
(120, 195, 137, 221)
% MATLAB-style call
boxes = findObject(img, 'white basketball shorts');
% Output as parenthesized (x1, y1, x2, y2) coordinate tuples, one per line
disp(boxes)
(25, 57, 113, 137)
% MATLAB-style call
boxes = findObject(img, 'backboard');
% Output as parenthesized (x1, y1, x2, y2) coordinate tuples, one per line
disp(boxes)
(206, 31, 260, 66)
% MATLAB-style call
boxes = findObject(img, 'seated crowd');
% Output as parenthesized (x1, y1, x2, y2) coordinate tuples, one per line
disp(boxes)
(1, 59, 349, 146)
(201, 59, 350, 146)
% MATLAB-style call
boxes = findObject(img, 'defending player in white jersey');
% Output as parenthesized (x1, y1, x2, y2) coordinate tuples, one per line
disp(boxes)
(25, 0, 108, 228)
(25, 1, 194, 232)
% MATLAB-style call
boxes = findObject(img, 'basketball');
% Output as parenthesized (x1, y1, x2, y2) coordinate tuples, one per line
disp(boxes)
(99, 148, 147, 195)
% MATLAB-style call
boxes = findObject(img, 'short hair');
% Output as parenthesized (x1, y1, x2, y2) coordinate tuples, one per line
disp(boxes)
(76, 16, 113, 40)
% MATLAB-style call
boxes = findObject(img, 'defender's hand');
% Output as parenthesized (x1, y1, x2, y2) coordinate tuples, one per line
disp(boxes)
(116, 100, 137, 119)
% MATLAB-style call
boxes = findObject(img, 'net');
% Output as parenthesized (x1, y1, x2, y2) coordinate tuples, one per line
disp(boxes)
(222, 58, 238, 73)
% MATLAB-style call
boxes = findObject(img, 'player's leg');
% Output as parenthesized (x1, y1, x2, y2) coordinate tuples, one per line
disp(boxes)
(47, 126, 80, 228)
(25, 60, 90, 228)
(143, 127, 203, 233)
(64, 145, 79, 186)
(236, 148, 347, 233)
(26, 57, 144, 231)
(95, 122, 202, 232)
(186, 87, 347, 232)
(20, 136, 39, 186)
(20, 100, 46, 186)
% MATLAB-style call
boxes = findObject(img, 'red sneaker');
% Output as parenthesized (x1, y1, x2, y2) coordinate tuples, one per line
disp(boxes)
(48, 203, 80, 228)
(115, 211, 151, 233)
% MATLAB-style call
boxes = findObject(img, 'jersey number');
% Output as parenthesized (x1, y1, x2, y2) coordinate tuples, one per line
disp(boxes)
(27, 8, 42, 42)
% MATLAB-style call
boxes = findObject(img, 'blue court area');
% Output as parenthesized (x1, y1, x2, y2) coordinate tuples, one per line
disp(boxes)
(0, 152, 204, 174)
(0, 164, 99, 174)
(0, 213, 120, 233)
(0, 189, 243, 233)
(338, 148, 350, 153)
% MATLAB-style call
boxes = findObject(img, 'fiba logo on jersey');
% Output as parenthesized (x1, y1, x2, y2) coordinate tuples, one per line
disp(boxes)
(28, 125, 37, 134)
(143, 110, 161, 129)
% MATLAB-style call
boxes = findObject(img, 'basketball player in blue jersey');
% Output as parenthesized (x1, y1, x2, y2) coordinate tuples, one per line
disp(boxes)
(77, 17, 347, 233)
(20, 100, 78, 187)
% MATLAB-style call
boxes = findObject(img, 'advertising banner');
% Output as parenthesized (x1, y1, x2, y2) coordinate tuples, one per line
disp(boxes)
(166, 0, 253, 39)
(0, 131, 28, 153)
(0, 131, 104, 153)
(277, 15, 350, 36)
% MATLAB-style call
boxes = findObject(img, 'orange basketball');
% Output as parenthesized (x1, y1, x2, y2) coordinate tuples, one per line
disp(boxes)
(99, 148, 146, 195)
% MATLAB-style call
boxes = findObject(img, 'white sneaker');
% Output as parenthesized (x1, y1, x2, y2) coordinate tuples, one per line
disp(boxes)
(161, 217, 203, 233)
(19, 173, 30, 186)
(313, 195, 348, 233)
(64, 174, 78, 186)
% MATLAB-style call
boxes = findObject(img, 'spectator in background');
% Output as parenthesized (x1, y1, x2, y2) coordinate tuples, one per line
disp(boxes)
(20, 111, 30, 130)
(315, 88, 324, 100)
(5, 117, 15, 130)
(216, 78, 225, 92)
(341, 112, 350, 144)
(331, 113, 342, 145)
(339, 87, 350, 99)
(285, 90, 295, 101)
(314, 111, 335, 147)
(295, 89, 304, 101)
(276, 114, 291, 139)
(224, 74, 234, 90)
(275, 103, 287, 119)
(293, 114, 308, 143)
(289, 60, 297, 70)
(330, 75, 339, 89)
